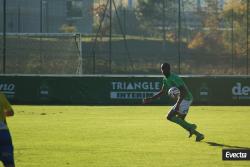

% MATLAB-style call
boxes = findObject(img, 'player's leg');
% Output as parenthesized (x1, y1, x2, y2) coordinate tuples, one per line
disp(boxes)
(176, 113, 197, 137)
(176, 100, 204, 141)
(176, 113, 196, 137)
(177, 114, 186, 120)
(0, 130, 15, 167)
(166, 104, 195, 132)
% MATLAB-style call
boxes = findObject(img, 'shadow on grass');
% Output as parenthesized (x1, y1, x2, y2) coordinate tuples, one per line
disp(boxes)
(204, 141, 250, 149)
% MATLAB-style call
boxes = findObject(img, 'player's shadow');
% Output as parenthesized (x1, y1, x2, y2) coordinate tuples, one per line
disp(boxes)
(205, 141, 250, 149)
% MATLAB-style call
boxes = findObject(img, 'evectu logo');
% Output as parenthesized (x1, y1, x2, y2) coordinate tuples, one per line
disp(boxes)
(222, 149, 250, 160)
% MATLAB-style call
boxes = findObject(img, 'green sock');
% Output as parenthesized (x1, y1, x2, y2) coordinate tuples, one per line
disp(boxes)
(170, 116, 193, 131)
(192, 130, 202, 136)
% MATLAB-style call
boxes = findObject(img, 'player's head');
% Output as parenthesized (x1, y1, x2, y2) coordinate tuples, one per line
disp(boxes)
(161, 63, 170, 77)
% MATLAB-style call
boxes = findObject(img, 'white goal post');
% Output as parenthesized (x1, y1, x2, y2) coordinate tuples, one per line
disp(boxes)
(0, 33, 83, 75)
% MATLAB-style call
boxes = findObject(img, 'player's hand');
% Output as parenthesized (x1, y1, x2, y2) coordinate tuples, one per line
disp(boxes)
(142, 98, 152, 104)
(5, 110, 14, 117)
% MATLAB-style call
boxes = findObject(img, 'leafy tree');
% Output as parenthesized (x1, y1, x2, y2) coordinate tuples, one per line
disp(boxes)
(188, 0, 249, 59)
(188, 0, 226, 56)
(136, 0, 177, 37)
(222, 0, 248, 57)
(60, 24, 77, 33)
(92, 2, 141, 36)
(112, 6, 142, 35)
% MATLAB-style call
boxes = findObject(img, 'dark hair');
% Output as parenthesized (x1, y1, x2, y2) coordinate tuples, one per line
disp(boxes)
(161, 63, 170, 70)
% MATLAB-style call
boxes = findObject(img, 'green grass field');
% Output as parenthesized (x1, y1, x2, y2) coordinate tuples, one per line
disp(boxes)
(4, 106, 250, 167)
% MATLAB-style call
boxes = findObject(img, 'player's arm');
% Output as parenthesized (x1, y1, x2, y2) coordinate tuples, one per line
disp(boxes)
(143, 85, 165, 104)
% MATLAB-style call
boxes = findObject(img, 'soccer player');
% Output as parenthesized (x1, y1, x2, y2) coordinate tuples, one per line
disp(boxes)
(0, 91, 15, 167)
(143, 63, 204, 142)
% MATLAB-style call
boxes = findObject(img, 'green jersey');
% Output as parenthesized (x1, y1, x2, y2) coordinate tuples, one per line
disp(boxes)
(162, 73, 193, 101)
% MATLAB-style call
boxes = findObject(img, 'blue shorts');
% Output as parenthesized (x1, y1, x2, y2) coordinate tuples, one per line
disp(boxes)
(0, 130, 15, 166)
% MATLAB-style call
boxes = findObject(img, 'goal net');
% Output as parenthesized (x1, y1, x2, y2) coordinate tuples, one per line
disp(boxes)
(0, 33, 82, 75)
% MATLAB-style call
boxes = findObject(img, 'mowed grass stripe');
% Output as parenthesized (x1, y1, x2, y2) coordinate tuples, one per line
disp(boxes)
(4, 106, 250, 167)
